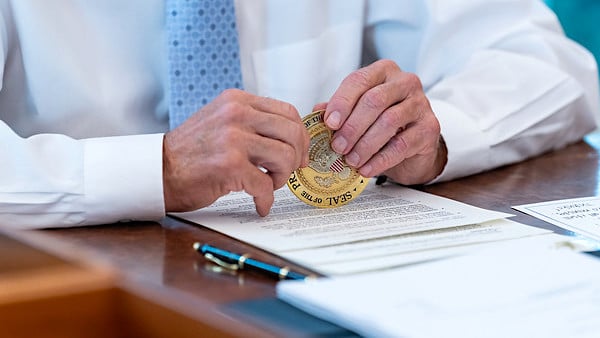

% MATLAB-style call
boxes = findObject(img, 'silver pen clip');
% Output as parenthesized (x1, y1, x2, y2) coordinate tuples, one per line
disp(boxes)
(203, 252, 240, 271)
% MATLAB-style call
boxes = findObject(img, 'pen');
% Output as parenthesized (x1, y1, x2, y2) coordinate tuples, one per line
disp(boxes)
(193, 243, 312, 280)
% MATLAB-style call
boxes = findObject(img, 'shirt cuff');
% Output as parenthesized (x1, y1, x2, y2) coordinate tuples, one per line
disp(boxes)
(83, 133, 165, 224)
(428, 99, 492, 183)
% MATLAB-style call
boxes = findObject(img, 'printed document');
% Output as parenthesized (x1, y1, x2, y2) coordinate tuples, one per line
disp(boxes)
(514, 196, 600, 242)
(174, 182, 511, 252)
(173, 182, 553, 274)
(283, 219, 549, 275)
(277, 238, 600, 338)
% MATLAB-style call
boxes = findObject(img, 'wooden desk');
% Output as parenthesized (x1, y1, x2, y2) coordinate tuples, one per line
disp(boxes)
(5, 137, 600, 337)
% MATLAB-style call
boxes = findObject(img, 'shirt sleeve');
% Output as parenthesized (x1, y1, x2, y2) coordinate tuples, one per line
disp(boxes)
(0, 122, 166, 229)
(370, 0, 599, 183)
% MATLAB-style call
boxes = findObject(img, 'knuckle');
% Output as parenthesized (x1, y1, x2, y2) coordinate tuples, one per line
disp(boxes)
(353, 135, 376, 155)
(329, 94, 354, 112)
(374, 149, 396, 169)
(404, 72, 423, 91)
(380, 109, 401, 128)
(284, 125, 306, 157)
(220, 102, 245, 123)
(219, 124, 241, 143)
(419, 113, 441, 140)
(340, 119, 361, 138)
(281, 102, 299, 119)
(292, 122, 307, 143)
(375, 58, 400, 71)
(361, 87, 387, 110)
(346, 69, 371, 89)
(220, 88, 244, 100)
(271, 173, 288, 190)
(414, 93, 430, 112)
(281, 146, 297, 169)
(388, 134, 409, 157)
(429, 117, 441, 136)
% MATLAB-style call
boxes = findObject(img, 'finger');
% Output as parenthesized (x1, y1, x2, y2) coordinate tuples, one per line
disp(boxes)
(324, 59, 399, 131)
(358, 115, 439, 178)
(250, 94, 303, 123)
(214, 90, 303, 125)
(249, 112, 308, 170)
(384, 136, 447, 184)
(239, 162, 276, 216)
(345, 93, 425, 168)
(253, 194, 274, 217)
(215, 89, 301, 122)
(246, 134, 298, 188)
(329, 83, 393, 155)
(359, 131, 408, 178)
(239, 95, 309, 167)
(194, 98, 306, 169)
(312, 102, 327, 112)
(330, 71, 420, 155)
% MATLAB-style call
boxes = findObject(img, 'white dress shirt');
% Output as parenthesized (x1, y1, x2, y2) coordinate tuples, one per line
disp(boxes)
(0, 0, 597, 229)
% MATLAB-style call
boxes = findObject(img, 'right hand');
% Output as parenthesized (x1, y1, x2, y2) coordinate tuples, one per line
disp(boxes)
(323, 60, 445, 184)
(162, 89, 309, 216)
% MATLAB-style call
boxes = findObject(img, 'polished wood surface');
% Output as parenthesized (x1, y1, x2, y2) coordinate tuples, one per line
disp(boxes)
(424, 135, 600, 233)
(12, 136, 600, 337)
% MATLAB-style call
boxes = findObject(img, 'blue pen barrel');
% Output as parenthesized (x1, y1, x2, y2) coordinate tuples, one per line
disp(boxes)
(200, 244, 240, 262)
(197, 243, 309, 280)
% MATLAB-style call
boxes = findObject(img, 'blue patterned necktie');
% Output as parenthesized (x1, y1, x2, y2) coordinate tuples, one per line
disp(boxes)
(166, 0, 243, 129)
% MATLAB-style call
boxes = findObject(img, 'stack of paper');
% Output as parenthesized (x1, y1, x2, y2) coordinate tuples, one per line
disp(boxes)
(515, 196, 600, 242)
(175, 181, 551, 275)
(277, 239, 600, 338)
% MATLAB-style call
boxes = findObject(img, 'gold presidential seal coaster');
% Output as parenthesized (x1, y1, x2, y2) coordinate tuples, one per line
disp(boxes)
(287, 109, 370, 208)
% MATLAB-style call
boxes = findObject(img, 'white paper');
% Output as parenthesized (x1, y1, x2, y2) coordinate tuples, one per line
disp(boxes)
(282, 219, 550, 275)
(514, 196, 600, 242)
(277, 239, 600, 338)
(174, 181, 512, 252)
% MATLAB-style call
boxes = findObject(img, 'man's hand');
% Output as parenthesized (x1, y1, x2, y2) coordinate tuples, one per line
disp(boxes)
(163, 89, 310, 216)
(324, 59, 446, 185)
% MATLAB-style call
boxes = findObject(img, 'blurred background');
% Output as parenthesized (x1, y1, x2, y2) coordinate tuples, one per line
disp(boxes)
(544, 0, 600, 75)
(545, 0, 600, 137)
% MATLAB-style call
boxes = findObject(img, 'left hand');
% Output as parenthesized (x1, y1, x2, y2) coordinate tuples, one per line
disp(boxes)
(322, 59, 446, 185)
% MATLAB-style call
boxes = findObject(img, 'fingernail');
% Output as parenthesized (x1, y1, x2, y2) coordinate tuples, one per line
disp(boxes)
(326, 110, 341, 129)
(345, 152, 359, 167)
(331, 136, 347, 154)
